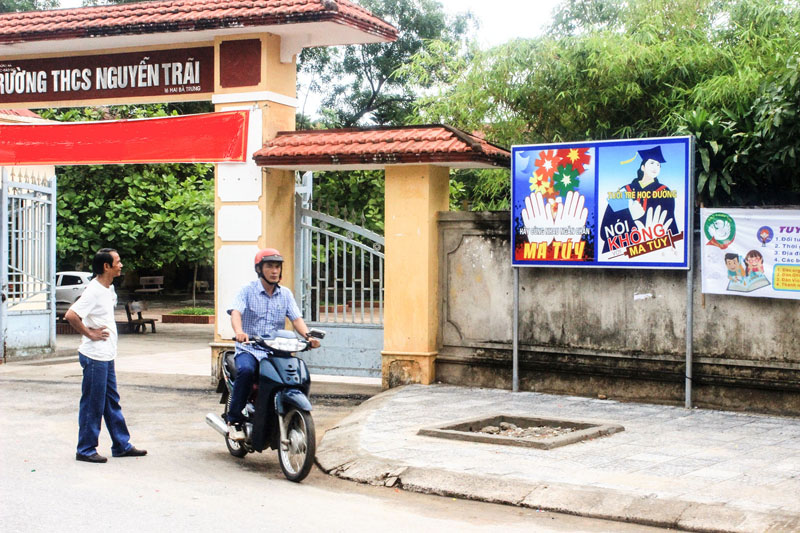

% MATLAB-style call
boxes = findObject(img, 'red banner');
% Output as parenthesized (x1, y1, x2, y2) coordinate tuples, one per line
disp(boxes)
(0, 111, 249, 165)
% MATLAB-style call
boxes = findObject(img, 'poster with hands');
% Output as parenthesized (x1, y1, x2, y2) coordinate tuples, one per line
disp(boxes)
(512, 136, 692, 269)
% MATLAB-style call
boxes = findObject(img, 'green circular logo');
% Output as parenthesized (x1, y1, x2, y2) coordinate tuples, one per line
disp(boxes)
(704, 212, 736, 248)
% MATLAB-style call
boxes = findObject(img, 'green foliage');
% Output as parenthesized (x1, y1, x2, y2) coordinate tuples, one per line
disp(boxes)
(298, 0, 476, 226)
(313, 170, 385, 233)
(171, 307, 214, 316)
(298, 0, 473, 127)
(710, 53, 800, 205)
(38, 105, 215, 274)
(403, 0, 800, 207)
(0, 0, 57, 12)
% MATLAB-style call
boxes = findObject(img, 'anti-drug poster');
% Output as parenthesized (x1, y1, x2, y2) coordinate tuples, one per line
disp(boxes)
(700, 208, 800, 300)
(511, 136, 692, 269)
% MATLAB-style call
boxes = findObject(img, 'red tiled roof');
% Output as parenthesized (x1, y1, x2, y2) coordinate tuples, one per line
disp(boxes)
(253, 125, 510, 169)
(0, 109, 40, 118)
(0, 0, 397, 45)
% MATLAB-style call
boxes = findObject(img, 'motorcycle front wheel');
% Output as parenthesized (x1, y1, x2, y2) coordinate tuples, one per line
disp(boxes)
(278, 408, 316, 482)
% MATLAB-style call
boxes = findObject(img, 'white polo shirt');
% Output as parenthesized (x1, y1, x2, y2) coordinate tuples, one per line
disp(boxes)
(69, 278, 118, 361)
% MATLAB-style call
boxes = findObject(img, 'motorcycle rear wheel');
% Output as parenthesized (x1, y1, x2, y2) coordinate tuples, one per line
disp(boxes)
(225, 432, 247, 458)
(278, 408, 316, 482)
(224, 396, 247, 458)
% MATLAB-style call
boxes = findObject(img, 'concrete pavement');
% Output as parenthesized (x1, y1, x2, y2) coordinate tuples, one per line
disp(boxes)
(4, 312, 800, 532)
(316, 385, 800, 533)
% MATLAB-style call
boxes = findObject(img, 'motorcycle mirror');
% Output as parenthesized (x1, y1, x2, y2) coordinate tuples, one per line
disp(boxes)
(307, 328, 326, 340)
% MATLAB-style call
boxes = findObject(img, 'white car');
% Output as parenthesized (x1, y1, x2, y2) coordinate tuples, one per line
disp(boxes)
(56, 271, 93, 314)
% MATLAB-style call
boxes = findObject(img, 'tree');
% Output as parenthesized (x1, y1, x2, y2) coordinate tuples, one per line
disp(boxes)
(298, 0, 473, 127)
(404, 0, 800, 207)
(0, 0, 58, 12)
(296, 0, 476, 233)
(39, 105, 215, 289)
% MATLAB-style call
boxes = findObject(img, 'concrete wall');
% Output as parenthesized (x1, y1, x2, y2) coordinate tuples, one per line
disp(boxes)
(437, 211, 800, 414)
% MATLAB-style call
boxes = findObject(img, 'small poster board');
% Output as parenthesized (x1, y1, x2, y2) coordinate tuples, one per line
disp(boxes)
(700, 208, 800, 300)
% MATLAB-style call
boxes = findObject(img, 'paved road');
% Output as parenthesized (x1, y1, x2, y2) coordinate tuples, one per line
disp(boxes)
(0, 374, 668, 532)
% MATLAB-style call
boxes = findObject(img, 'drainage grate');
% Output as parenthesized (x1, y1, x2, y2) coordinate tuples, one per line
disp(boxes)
(418, 414, 624, 450)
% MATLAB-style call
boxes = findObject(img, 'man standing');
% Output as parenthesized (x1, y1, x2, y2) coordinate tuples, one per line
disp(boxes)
(65, 248, 147, 463)
(226, 248, 320, 439)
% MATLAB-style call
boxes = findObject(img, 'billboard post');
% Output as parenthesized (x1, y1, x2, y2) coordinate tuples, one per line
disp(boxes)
(510, 136, 695, 401)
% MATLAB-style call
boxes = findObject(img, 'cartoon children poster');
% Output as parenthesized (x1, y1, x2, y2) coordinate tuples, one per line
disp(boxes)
(699, 208, 800, 300)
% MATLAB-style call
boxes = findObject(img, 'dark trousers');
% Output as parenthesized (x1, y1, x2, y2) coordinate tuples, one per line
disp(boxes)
(227, 351, 258, 424)
(77, 353, 132, 457)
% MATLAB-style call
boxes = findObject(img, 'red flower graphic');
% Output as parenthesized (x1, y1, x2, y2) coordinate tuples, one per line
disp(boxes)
(556, 147, 591, 175)
(534, 149, 559, 180)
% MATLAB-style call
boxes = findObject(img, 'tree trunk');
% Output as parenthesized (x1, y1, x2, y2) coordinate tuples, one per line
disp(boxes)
(192, 263, 198, 308)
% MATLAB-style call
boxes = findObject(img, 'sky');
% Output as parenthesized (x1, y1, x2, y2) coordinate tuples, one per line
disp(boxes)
(57, 0, 563, 49)
(437, 0, 561, 48)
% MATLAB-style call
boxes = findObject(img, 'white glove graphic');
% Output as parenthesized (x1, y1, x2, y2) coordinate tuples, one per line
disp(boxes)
(521, 191, 554, 244)
(551, 190, 588, 243)
(522, 191, 588, 244)
(634, 205, 673, 237)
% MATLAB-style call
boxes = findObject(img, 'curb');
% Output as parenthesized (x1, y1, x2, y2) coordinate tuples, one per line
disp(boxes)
(316, 389, 800, 533)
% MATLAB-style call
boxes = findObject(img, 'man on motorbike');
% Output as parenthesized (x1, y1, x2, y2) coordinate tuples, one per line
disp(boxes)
(226, 248, 321, 440)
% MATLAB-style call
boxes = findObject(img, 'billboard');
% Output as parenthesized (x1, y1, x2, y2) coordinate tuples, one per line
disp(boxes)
(700, 208, 800, 300)
(511, 136, 693, 269)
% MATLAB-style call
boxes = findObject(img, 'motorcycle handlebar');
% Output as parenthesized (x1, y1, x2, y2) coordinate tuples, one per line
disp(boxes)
(230, 336, 316, 351)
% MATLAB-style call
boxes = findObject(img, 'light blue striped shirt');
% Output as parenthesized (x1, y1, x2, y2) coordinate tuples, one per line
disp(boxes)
(231, 281, 302, 360)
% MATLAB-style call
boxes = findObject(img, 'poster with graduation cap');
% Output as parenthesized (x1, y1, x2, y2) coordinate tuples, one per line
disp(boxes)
(511, 136, 693, 269)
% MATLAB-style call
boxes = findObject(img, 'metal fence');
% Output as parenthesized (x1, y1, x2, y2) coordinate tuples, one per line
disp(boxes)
(1, 165, 56, 360)
(294, 195, 384, 325)
(2, 167, 54, 311)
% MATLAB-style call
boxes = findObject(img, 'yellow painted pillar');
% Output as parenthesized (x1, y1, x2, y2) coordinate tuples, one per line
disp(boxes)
(210, 33, 297, 379)
(382, 165, 450, 389)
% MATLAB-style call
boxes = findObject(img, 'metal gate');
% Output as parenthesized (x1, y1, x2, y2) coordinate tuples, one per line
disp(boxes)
(0, 165, 57, 361)
(294, 193, 384, 377)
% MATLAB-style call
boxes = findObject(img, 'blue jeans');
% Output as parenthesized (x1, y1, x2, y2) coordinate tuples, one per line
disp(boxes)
(77, 353, 132, 457)
(227, 351, 258, 424)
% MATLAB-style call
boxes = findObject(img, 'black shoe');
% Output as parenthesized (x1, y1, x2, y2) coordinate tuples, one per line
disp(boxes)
(115, 446, 147, 458)
(76, 452, 107, 463)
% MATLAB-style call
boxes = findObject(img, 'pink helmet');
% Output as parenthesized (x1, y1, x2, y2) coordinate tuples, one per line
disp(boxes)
(254, 248, 283, 282)
(254, 248, 283, 267)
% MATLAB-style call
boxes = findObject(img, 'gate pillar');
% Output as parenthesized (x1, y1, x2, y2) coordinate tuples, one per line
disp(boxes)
(211, 34, 296, 379)
(382, 165, 449, 389)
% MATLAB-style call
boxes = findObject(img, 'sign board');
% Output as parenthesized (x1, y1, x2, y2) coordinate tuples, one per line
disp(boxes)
(511, 136, 693, 269)
(0, 46, 214, 105)
(700, 208, 800, 300)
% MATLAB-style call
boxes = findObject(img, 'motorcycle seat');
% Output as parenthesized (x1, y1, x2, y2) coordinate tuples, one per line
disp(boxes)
(224, 352, 238, 381)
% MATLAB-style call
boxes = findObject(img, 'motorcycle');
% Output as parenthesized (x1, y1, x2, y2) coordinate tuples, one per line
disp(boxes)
(205, 328, 325, 482)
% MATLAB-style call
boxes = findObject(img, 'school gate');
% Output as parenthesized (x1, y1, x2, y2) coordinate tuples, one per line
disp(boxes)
(0, 1, 396, 366)
(294, 187, 384, 377)
(0, 2, 510, 388)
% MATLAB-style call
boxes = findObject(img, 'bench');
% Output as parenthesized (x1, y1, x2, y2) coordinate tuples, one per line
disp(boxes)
(134, 276, 164, 294)
(124, 300, 157, 333)
(192, 280, 210, 293)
